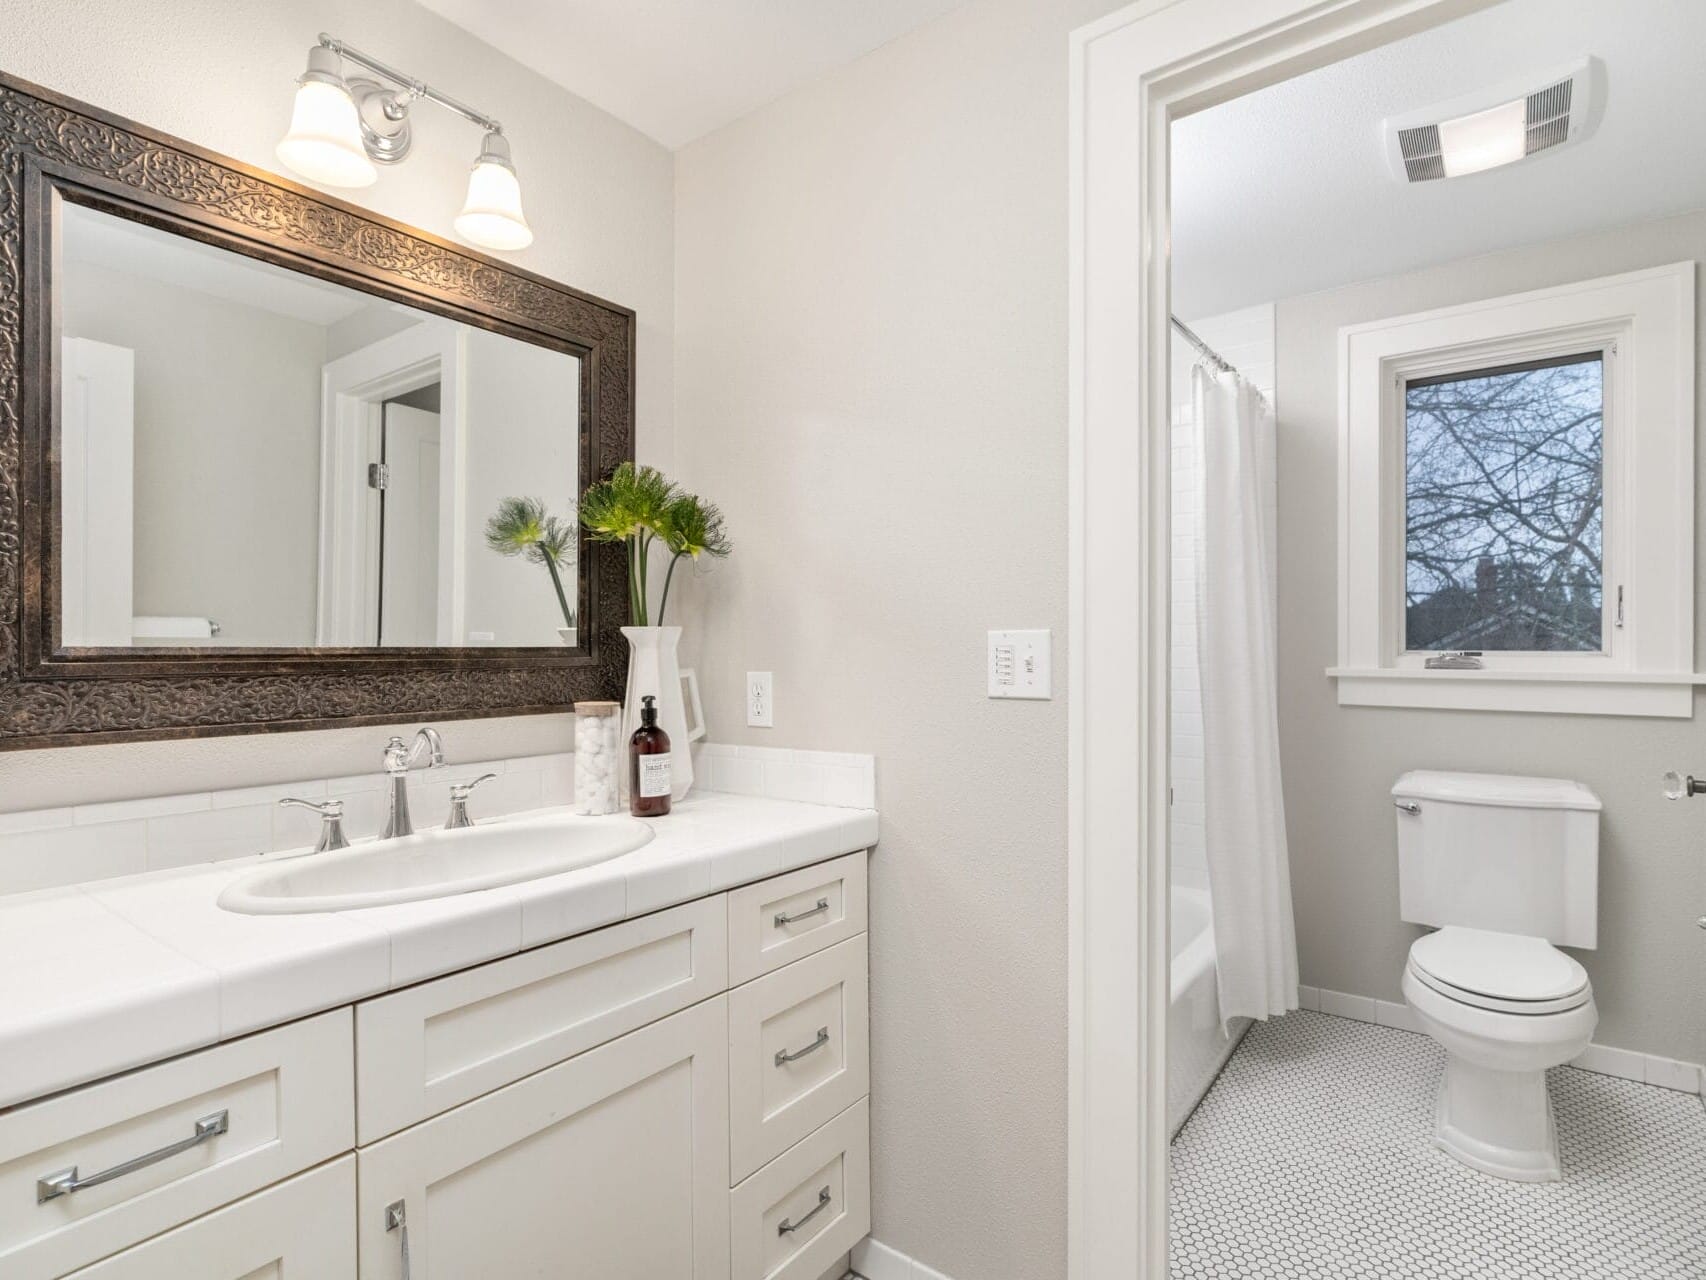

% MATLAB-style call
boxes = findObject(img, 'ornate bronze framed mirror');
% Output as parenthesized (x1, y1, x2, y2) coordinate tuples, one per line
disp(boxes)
(0, 72, 633, 748)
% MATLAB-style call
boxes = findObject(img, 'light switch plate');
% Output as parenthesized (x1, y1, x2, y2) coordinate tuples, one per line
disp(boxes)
(988, 629, 1051, 699)
(746, 671, 774, 727)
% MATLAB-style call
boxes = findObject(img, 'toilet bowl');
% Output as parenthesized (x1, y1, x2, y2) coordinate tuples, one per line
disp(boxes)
(1402, 926, 1596, 1182)
(1392, 770, 1601, 1181)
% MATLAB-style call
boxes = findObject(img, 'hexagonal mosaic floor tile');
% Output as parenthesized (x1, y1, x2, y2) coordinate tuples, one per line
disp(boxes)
(1169, 1011, 1706, 1278)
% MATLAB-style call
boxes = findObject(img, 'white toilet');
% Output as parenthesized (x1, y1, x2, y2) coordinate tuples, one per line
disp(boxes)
(1394, 770, 1600, 1183)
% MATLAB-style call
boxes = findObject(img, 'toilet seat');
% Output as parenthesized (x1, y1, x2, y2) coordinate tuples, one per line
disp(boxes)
(1407, 927, 1591, 1016)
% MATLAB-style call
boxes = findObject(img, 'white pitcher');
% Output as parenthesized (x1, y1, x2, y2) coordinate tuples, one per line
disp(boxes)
(620, 626, 693, 801)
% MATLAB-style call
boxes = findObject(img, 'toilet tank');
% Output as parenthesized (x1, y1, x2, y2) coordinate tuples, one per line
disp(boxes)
(1393, 770, 1600, 948)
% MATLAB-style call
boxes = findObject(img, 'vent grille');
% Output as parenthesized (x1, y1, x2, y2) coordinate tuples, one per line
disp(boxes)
(1525, 78, 1573, 154)
(1397, 124, 1445, 183)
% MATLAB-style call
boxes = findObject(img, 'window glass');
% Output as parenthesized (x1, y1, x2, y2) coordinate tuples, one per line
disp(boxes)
(1404, 353, 1604, 652)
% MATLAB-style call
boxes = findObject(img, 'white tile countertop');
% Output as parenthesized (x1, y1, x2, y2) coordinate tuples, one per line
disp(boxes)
(0, 791, 877, 1109)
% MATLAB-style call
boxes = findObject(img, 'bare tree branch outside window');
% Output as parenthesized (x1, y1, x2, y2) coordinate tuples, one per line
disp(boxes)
(1404, 353, 1604, 652)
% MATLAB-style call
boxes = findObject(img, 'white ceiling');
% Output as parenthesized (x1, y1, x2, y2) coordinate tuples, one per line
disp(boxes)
(1171, 0, 1706, 319)
(413, 0, 965, 150)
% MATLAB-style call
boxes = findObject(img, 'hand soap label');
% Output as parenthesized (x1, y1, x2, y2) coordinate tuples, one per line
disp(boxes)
(638, 753, 672, 799)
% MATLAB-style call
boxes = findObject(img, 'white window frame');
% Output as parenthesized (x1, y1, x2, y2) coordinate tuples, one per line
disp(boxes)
(1331, 262, 1697, 717)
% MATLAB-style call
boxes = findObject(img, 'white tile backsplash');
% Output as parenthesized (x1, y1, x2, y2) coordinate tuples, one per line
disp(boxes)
(693, 743, 876, 809)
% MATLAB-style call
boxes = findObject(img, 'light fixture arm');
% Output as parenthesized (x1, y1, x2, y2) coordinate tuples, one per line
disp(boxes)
(317, 33, 503, 136)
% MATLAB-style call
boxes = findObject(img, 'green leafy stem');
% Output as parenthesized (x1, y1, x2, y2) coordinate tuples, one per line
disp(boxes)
(578, 463, 732, 627)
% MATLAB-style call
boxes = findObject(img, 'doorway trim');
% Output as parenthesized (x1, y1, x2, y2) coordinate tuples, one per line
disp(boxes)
(1065, 1, 1503, 1274)
(317, 321, 468, 646)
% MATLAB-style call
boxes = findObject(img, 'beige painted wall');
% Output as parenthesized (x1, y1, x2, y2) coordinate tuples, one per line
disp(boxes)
(672, 1, 1126, 1273)
(62, 262, 325, 645)
(0, 0, 673, 801)
(1277, 207, 1706, 1064)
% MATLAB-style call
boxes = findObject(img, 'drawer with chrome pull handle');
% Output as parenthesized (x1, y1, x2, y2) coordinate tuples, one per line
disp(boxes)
(729, 851, 868, 985)
(729, 935, 870, 1182)
(731, 1098, 870, 1280)
(0, 1010, 351, 1279)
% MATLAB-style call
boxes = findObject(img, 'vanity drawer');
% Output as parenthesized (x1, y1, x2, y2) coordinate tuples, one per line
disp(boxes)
(729, 852, 867, 986)
(731, 1099, 870, 1280)
(729, 935, 870, 1182)
(61, 1157, 355, 1278)
(0, 1009, 352, 1280)
(355, 894, 728, 1142)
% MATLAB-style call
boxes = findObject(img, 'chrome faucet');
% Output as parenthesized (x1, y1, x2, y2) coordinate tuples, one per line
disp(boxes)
(382, 727, 445, 839)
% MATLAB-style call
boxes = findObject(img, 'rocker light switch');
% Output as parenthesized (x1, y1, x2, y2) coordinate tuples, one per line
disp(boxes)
(988, 630, 1051, 699)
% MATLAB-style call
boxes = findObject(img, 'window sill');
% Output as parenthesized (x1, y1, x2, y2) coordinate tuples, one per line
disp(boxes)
(1326, 668, 1703, 718)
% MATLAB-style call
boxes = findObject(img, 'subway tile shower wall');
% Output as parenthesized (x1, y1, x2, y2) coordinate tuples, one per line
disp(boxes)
(0, 743, 876, 897)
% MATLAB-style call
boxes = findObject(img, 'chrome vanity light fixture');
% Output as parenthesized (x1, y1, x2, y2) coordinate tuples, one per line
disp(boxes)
(276, 34, 533, 251)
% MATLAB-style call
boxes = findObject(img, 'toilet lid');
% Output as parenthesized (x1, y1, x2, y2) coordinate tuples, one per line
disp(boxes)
(1409, 927, 1590, 1009)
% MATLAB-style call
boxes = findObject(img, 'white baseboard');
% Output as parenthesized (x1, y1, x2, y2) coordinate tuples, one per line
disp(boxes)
(1301, 984, 1704, 1095)
(851, 1236, 957, 1280)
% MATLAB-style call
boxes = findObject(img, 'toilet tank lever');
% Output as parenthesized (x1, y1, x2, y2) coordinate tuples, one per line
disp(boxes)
(1662, 771, 1705, 800)
(1395, 800, 1421, 815)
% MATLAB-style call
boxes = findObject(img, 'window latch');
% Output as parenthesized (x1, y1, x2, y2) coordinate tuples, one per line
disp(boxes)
(1424, 650, 1483, 670)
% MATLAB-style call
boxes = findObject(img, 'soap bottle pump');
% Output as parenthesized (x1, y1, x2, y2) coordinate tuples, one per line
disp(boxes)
(629, 694, 672, 817)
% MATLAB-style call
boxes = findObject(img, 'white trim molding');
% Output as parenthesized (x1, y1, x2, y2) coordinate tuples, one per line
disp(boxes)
(1300, 985, 1704, 1095)
(1333, 263, 1698, 717)
(851, 1236, 957, 1280)
(1068, 1, 1509, 1275)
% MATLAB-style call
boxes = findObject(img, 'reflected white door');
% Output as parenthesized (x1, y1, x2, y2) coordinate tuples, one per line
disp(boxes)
(378, 403, 440, 646)
(60, 337, 134, 646)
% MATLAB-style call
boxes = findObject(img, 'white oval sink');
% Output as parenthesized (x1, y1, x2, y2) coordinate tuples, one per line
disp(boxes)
(217, 812, 654, 915)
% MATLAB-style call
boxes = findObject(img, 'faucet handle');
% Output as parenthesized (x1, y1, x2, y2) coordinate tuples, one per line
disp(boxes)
(278, 798, 350, 853)
(446, 774, 498, 830)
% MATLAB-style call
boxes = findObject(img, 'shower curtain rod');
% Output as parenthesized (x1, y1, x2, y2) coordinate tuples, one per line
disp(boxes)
(1171, 316, 1236, 375)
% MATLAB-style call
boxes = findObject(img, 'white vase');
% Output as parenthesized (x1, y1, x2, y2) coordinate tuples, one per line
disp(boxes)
(621, 626, 693, 802)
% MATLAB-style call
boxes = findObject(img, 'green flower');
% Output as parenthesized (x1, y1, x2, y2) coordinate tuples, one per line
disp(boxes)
(485, 496, 576, 628)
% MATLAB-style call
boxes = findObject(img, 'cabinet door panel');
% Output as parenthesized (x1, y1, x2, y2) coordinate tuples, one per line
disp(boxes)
(62, 1158, 355, 1279)
(358, 998, 729, 1280)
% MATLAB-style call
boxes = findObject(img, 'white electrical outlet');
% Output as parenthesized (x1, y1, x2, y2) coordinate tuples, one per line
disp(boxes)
(747, 671, 774, 727)
(988, 629, 1052, 699)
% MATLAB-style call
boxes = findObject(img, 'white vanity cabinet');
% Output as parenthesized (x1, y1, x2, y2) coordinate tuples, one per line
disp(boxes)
(8, 851, 870, 1279)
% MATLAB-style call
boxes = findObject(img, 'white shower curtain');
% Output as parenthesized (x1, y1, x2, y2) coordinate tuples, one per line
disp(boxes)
(1192, 364, 1299, 1027)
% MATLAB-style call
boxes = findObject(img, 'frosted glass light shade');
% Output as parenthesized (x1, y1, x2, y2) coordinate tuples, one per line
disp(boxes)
(277, 79, 377, 188)
(1438, 99, 1527, 178)
(455, 155, 533, 251)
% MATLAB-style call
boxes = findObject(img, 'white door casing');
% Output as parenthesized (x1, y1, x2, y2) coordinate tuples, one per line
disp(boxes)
(1066, 1, 1504, 1275)
(317, 322, 466, 645)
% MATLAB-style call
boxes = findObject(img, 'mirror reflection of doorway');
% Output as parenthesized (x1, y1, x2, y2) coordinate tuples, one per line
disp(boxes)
(377, 388, 441, 646)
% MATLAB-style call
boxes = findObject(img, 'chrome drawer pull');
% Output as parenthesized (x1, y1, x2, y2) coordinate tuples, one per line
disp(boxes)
(778, 1186, 832, 1236)
(387, 1200, 412, 1280)
(774, 898, 830, 928)
(775, 1026, 831, 1067)
(36, 1110, 228, 1203)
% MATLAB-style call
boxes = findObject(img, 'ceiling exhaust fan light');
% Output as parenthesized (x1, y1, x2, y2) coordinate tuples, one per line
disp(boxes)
(1436, 98, 1528, 178)
(276, 47, 377, 188)
(454, 133, 533, 251)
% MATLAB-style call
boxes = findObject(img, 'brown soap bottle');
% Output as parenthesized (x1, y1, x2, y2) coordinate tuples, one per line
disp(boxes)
(629, 694, 672, 817)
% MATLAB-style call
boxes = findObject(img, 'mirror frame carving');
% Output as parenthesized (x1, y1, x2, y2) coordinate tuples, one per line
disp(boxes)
(0, 72, 633, 749)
